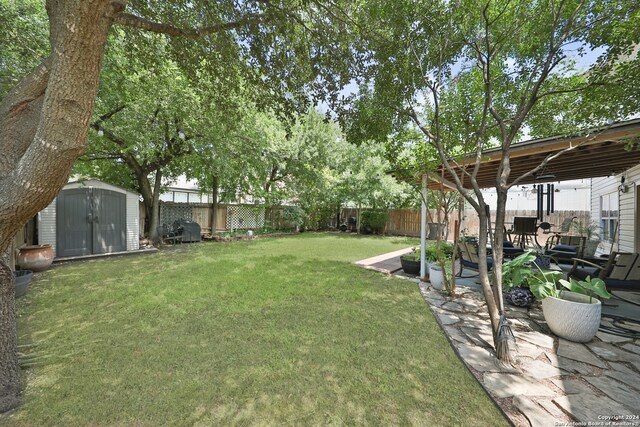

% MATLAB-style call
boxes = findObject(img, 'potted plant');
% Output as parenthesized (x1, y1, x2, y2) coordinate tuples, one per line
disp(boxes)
(530, 275, 611, 342)
(399, 241, 445, 277)
(430, 258, 458, 290)
(571, 220, 601, 257)
(428, 241, 457, 290)
(501, 251, 562, 308)
(400, 248, 421, 275)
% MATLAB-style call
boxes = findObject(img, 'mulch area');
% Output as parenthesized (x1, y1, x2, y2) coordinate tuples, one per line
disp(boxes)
(202, 232, 299, 242)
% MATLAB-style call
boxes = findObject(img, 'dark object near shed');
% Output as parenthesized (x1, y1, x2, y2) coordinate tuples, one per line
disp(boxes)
(173, 219, 202, 242)
(14, 270, 33, 298)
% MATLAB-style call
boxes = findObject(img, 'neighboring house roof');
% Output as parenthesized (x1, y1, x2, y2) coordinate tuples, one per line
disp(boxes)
(433, 118, 640, 190)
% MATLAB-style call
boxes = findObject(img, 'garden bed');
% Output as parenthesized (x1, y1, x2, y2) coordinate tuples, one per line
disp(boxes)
(202, 231, 299, 242)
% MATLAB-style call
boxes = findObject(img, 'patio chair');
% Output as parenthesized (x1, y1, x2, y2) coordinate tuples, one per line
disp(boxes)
(459, 240, 494, 272)
(544, 235, 586, 265)
(511, 216, 539, 248)
(568, 251, 640, 291)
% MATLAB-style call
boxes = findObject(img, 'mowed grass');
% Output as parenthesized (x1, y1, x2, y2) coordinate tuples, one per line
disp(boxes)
(7, 233, 507, 426)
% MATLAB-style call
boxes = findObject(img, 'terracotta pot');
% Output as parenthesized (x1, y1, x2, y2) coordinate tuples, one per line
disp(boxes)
(17, 245, 54, 272)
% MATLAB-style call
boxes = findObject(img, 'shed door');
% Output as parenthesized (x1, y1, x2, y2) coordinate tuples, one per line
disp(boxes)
(92, 189, 126, 254)
(56, 189, 92, 257)
(56, 188, 127, 257)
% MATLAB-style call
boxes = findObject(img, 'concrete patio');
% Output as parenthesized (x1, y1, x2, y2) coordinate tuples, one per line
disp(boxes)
(354, 250, 640, 427)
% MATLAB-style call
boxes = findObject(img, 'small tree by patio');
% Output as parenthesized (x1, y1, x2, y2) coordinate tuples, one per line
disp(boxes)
(346, 0, 637, 361)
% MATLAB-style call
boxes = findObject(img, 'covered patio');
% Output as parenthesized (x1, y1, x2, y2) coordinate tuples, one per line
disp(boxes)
(397, 118, 640, 424)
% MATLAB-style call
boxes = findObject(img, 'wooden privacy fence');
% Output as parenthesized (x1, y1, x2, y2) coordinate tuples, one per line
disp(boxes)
(159, 201, 590, 241)
(340, 208, 458, 237)
(341, 207, 590, 240)
(159, 202, 293, 235)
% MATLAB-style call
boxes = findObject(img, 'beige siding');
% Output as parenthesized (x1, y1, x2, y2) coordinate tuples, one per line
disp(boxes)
(591, 164, 640, 253)
(126, 192, 139, 251)
(620, 164, 640, 252)
(38, 199, 57, 256)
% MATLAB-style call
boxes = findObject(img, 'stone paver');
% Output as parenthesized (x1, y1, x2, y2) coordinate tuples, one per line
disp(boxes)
(622, 343, 640, 355)
(443, 325, 469, 344)
(607, 362, 640, 391)
(520, 359, 565, 379)
(436, 312, 460, 325)
(483, 373, 557, 398)
(537, 399, 565, 417)
(585, 376, 639, 412)
(550, 378, 594, 394)
(596, 331, 634, 344)
(516, 330, 554, 349)
(460, 327, 493, 348)
(514, 396, 563, 427)
(517, 340, 546, 359)
(587, 341, 640, 370)
(545, 353, 599, 375)
(456, 344, 519, 374)
(554, 394, 633, 422)
(557, 339, 608, 368)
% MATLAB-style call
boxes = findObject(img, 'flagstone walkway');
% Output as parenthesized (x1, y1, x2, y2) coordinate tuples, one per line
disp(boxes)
(355, 252, 640, 427)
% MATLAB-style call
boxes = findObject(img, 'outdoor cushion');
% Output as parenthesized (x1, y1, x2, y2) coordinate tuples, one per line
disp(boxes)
(550, 244, 577, 253)
(504, 241, 515, 248)
(462, 256, 494, 270)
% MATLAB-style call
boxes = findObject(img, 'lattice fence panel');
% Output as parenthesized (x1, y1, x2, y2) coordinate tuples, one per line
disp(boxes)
(226, 205, 265, 230)
(160, 202, 193, 226)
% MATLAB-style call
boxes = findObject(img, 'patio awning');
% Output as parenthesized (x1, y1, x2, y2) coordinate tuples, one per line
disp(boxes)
(430, 118, 640, 190)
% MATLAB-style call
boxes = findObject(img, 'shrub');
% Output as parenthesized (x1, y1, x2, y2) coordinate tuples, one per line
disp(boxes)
(361, 210, 389, 233)
(282, 206, 306, 230)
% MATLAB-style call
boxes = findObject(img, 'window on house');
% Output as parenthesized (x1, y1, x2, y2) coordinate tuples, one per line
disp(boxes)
(600, 192, 618, 242)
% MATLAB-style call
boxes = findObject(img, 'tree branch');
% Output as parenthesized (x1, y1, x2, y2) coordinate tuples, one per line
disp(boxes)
(96, 104, 126, 123)
(113, 11, 272, 38)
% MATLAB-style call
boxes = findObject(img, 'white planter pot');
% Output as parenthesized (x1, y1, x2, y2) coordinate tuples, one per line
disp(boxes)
(454, 259, 462, 276)
(429, 265, 445, 290)
(541, 290, 602, 342)
(583, 240, 600, 257)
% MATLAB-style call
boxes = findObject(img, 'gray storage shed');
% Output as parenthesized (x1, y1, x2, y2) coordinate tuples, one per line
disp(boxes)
(38, 179, 140, 258)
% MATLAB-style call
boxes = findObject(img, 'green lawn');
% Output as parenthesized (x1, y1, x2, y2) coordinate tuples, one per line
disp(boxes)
(7, 233, 506, 426)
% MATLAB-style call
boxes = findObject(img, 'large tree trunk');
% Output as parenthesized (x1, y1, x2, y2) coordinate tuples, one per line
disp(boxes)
(0, 0, 121, 411)
(0, 263, 18, 412)
(148, 170, 163, 241)
(210, 175, 219, 234)
(134, 168, 162, 241)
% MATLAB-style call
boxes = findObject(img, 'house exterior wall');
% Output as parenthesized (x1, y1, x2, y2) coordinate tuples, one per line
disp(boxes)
(38, 180, 139, 256)
(591, 163, 640, 253)
(619, 164, 640, 252)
